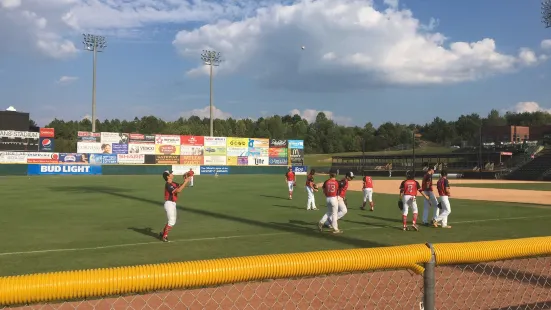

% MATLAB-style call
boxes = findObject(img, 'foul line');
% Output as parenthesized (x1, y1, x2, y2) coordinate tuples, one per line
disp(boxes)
(1, 215, 550, 257)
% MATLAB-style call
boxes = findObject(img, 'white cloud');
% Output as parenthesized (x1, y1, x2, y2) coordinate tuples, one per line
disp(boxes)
(541, 39, 551, 51)
(173, 0, 547, 91)
(181, 105, 232, 120)
(289, 108, 352, 125)
(511, 102, 551, 113)
(56, 75, 78, 84)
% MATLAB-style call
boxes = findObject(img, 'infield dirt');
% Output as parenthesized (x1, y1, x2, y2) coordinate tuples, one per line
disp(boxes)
(345, 179, 550, 205)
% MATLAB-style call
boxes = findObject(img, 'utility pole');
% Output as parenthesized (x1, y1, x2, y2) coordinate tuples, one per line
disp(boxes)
(82, 34, 107, 133)
(200, 50, 222, 137)
(543, 0, 551, 27)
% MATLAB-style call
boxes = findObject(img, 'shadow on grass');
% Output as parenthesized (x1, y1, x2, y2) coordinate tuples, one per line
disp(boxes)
(259, 194, 289, 200)
(272, 204, 303, 210)
(50, 185, 387, 249)
(128, 227, 160, 240)
(361, 214, 404, 224)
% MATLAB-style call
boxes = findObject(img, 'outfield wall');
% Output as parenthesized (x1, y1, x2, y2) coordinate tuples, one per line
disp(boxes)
(1, 236, 550, 308)
(0, 164, 307, 176)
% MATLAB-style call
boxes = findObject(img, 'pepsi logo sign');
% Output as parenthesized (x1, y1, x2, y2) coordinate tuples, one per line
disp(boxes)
(41, 139, 51, 147)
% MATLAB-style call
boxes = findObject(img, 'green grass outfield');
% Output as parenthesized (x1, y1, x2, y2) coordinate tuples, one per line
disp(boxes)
(304, 146, 453, 166)
(453, 182, 551, 191)
(1, 174, 551, 277)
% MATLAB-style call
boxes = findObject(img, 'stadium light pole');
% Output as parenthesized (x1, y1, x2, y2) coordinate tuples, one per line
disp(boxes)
(82, 34, 107, 133)
(201, 50, 221, 137)
(543, 0, 551, 27)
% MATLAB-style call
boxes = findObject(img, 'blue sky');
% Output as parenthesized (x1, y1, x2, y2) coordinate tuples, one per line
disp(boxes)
(0, 0, 550, 127)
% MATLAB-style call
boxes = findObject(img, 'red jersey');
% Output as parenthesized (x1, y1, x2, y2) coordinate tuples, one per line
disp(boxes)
(338, 178, 349, 198)
(323, 179, 339, 197)
(164, 182, 180, 202)
(188, 170, 194, 177)
(362, 176, 373, 189)
(400, 179, 421, 196)
(305, 174, 314, 187)
(285, 171, 295, 181)
(421, 173, 433, 191)
(437, 178, 450, 196)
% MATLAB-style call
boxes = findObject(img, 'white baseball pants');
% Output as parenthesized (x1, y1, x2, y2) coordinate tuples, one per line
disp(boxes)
(422, 190, 439, 223)
(306, 186, 316, 210)
(164, 201, 177, 226)
(402, 195, 418, 216)
(320, 197, 339, 230)
(363, 188, 373, 203)
(189, 176, 194, 187)
(434, 196, 451, 227)
(325, 196, 348, 226)
(288, 181, 294, 192)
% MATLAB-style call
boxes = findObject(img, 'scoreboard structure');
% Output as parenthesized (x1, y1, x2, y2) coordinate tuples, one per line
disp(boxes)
(0, 110, 39, 152)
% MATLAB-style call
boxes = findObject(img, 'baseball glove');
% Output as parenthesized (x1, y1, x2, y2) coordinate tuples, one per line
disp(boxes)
(293, 182, 296, 186)
(437, 202, 442, 209)
(398, 200, 404, 210)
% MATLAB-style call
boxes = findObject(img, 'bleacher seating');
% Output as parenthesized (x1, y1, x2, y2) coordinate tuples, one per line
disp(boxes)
(504, 148, 551, 181)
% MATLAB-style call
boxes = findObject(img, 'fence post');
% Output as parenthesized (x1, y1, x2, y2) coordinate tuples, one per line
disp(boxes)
(423, 243, 436, 310)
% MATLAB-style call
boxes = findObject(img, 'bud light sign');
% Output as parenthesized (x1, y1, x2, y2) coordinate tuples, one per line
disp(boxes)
(292, 166, 308, 175)
(27, 164, 103, 175)
(39, 137, 55, 152)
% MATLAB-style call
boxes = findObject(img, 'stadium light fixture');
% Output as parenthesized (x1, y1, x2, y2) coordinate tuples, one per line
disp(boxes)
(82, 34, 107, 133)
(543, 0, 551, 28)
(200, 50, 222, 137)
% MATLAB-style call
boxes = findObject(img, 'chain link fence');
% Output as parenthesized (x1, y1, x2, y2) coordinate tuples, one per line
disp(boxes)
(2, 256, 550, 310)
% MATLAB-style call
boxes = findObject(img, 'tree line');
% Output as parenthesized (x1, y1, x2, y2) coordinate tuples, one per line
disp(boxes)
(40, 109, 551, 154)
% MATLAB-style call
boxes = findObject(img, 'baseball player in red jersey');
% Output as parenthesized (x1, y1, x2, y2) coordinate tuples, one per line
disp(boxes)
(188, 168, 195, 187)
(318, 173, 342, 234)
(285, 167, 296, 200)
(361, 174, 374, 211)
(399, 171, 429, 231)
(421, 167, 439, 225)
(433, 170, 452, 228)
(305, 169, 318, 210)
(159, 170, 189, 242)
(323, 171, 353, 229)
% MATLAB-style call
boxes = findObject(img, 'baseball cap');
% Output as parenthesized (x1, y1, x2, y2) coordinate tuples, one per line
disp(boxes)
(162, 170, 173, 181)
(346, 171, 355, 179)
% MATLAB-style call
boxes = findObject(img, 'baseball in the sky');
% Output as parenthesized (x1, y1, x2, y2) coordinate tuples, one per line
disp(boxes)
(301, 46, 305, 50)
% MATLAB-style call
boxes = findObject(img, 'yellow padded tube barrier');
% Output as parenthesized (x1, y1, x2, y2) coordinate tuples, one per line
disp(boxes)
(0, 244, 430, 305)
(433, 236, 551, 265)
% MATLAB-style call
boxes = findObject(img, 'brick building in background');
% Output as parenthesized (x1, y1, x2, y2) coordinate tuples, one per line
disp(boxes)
(482, 126, 530, 143)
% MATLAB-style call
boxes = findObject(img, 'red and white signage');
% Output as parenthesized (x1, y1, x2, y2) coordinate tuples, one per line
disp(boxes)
(26, 152, 59, 163)
(180, 135, 204, 146)
(117, 154, 145, 164)
(155, 135, 180, 145)
(39, 128, 55, 138)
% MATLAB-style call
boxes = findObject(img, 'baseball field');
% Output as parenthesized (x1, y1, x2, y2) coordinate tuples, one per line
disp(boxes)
(1, 174, 551, 278)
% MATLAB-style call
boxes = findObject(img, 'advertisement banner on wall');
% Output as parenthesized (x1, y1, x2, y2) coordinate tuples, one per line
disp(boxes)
(247, 147, 269, 157)
(27, 164, 102, 175)
(204, 146, 227, 156)
(101, 132, 129, 144)
(269, 157, 288, 165)
(292, 166, 308, 175)
(180, 155, 203, 165)
(269, 148, 288, 157)
(89, 154, 104, 165)
(59, 153, 90, 164)
(77, 142, 102, 154)
(172, 165, 201, 175)
(77, 131, 101, 143)
(39, 137, 55, 152)
(129, 134, 155, 143)
(180, 135, 204, 146)
(26, 152, 59, 163)
(101, 154, 118, 164)
(0, 130, 39, 139)
(0, 152, 28, 163)
(290, 157, 304, 165)
(248, 156, 269, 166)
(204, 155, 227, 165)
(39, 128, 55, 138)
(155, 155, 180, 164)
(200, 166, 229, 175)
(226, 156, 237, 166)
(269, 139, 287, 148)
(226, 137, 248, 148)
(155, 144, 180, 155)
(227, 156, 249, 165)
(180, 145, 204, 156)
(248, 138, 269, 148)
(128, 143, 156, 154)
(226, 147, 247, 157)
(117, 154, 145, 164)
(155, 135, 180, 145)
(204, 136, 226, 147)
(144, 155, 156, 164)
(288, 140, 304, 149)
